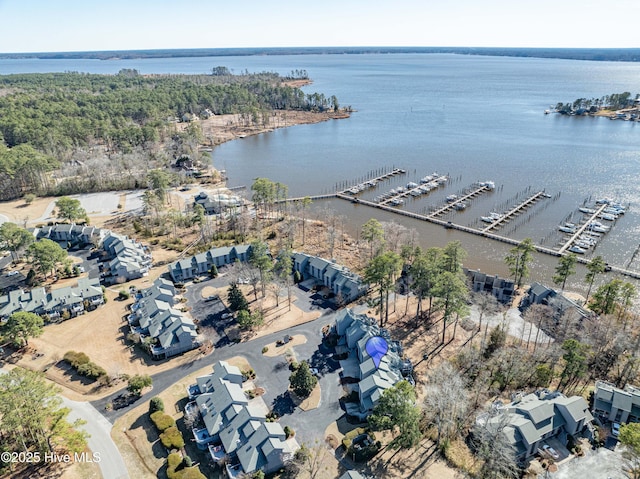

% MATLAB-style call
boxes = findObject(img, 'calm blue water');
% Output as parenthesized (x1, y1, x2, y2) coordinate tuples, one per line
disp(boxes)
(2, 53, 640, 286)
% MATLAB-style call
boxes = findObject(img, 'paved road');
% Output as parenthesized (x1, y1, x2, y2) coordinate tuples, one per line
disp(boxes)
(93, 306, 342, 444)
(61, 397, 130, 479)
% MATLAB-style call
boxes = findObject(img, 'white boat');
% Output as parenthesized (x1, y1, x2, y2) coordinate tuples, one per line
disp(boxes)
(564, 222, 576, 228)
(455, 202, 467, 210)
(569, 245, 587, 254)
(407, 182, 419, 188)
(478, 180, 496, 190)
(598, 213, 617, 221)
(579, 207, 596, 214)
(446, 194, 458, 202)
(604, 206, 624, 215)
(481, 212, 503, 223)
(574, 241, 592, 249)
(410, 190, 422, 197)
(558, 226, 576, 233)
(587, 224, 609, 233)
(419, 185, 432, 193)
(420, 175, 434, 183)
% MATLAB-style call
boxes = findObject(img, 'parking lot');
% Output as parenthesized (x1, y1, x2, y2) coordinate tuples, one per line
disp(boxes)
(551, 446, 625, 478)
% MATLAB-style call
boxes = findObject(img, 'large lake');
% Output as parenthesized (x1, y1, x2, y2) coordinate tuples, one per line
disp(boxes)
(2, 53, 640, 288)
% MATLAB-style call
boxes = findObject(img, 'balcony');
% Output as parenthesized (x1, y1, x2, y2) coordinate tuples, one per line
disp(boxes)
(226, 463, 245, 479)
(192, 427, 215, 450)
(208, 443, 226, 462)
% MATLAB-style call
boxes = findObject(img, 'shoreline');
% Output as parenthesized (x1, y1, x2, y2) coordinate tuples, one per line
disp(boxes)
(177, 108, 351, 147)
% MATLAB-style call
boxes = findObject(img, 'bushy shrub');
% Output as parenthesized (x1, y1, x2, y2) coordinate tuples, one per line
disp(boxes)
(63, 350, 90, 368)
(160, 426, 185, 449)
(150, 410, 176, 432)
(149, 396, 165, 414)
(77, 361, 107, 379)
(118, 290, 130, 300)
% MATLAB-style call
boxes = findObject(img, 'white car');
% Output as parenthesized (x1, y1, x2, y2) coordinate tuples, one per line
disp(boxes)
(5, 270, 19, 277)
(221, 312, 234, 319)
(542, 444, 559, 459)
(612, 422, 621, 437)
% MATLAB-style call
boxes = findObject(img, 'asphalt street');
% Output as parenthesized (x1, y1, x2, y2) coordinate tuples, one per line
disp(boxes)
(93, 293, 345, 445)
(61, 397, 130, 479)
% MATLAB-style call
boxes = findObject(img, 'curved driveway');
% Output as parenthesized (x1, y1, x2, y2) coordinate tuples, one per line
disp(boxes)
(93, 307, 343, 445)
(61, 397, 130, 479)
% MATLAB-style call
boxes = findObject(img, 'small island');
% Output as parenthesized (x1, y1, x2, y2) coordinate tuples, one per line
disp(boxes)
(548, 91, 640, 120)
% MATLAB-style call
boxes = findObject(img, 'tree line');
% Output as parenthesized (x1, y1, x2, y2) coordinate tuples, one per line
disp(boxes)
(555, 91, 638, 113)
(0, 69, 343, 200)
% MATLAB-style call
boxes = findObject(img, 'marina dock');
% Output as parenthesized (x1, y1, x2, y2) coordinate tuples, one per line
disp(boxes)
(481, 191, 548, 233)
(428, 183, 491, 218)
(278, 167, 640, 280)
(557, 203, 608, 254)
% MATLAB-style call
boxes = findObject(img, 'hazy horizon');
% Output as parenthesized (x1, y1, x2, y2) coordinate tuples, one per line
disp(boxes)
(0, 0, 638, 54)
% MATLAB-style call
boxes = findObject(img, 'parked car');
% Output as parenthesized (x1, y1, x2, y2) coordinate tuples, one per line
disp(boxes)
(5, 270, 19, 277)
(612, 422, 621, 437)
(205, 295, 218, 302)
(221, 312, 234, 319)
(309, 367, 320, 377)
(542, 444, 559, 459)
(237, 278, 250, 284)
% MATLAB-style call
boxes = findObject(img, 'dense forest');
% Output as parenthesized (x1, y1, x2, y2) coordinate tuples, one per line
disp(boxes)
(3, 46, 640, 62)
(0, 68, 339, 200)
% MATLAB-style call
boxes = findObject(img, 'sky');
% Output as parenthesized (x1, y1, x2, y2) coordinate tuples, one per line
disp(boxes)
(1, 0, 639, 53)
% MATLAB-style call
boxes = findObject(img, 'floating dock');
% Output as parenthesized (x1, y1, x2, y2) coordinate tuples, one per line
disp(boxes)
(428, 184, 491, 218)
(557, 203, 608, 254)
(481, 191, 548, 233)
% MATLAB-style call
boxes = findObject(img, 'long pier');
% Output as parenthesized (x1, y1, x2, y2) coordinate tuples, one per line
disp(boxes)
(557, 203, 608, 254)
(481, 191, 547, 233)
(428, 184, 490, 218)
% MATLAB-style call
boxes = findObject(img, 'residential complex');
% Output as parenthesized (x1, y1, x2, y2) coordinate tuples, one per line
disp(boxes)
(520, 282, 589, 321)
(464, 268, 515, 304)
(293, 252, 368, 304)
(168, 244, 253, 283)
(194, 190, 244, 215)
(593, 380, 640, 424)
(333, 308, 411, 420)
(0, 277, 104, 320)
(33, 222, 106, 247)
(100, 231, 152, 284)
(477, 390, 593, 462)
(127, 278, 198, 359)
(185, 361, 299, 478)
(32, 223, 152, 285)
